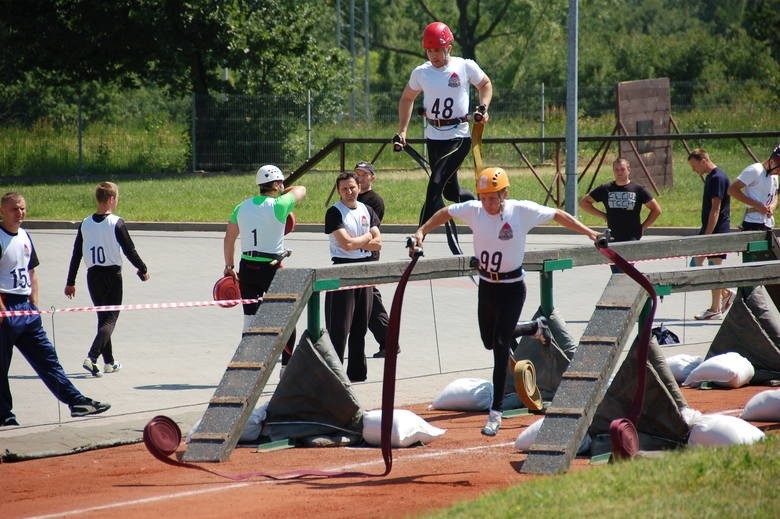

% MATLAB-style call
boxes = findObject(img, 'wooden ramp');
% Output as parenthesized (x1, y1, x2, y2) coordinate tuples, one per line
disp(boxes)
(521, 275, 648, 475)
(183, 268, 314, 462)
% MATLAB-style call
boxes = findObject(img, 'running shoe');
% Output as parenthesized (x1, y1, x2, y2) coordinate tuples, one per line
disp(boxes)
(1, 416, 20, 427)
(103, 362, 122, 374)
(481, 410, 502, 436)
(694, 309, 722, 321)
(82, 358, 101, 377)
(721, 289, 737, 314)
(69, 398, 111, 417)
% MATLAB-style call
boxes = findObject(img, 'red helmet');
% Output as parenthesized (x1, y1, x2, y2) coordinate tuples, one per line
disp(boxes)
(422, 22, 454, 50)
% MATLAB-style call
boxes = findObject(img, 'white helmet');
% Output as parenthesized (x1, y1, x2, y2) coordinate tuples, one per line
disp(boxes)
(256, 164, 285, 185)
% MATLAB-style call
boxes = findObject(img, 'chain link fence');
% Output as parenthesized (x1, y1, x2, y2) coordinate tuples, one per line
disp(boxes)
(1, 81, 775, 178)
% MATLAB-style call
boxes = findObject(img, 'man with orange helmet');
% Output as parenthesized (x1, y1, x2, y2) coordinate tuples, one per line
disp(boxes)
(398, 21, 493, 253)
(411, 168, 599, 436)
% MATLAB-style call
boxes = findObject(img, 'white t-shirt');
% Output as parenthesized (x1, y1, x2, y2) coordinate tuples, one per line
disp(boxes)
(447, 199, 556, 282)
(736, 162, 778, 227)
(408, 56, 486, 140)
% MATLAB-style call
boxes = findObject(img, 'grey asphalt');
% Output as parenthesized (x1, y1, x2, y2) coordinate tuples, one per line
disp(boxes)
(0, 225, 728, 460)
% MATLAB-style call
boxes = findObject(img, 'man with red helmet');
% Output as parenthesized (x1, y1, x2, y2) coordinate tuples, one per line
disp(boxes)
(411, 168, 599, 436)
(398, 21, 493, 253)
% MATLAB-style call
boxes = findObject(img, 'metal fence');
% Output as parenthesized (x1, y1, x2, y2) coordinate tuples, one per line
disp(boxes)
(1, 81, 776, 178)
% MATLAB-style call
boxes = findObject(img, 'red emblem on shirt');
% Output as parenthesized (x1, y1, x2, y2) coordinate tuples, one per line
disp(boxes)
(498, 222, 513, 241)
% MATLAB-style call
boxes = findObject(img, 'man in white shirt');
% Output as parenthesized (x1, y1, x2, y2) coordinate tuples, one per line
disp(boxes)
(397, 21, 492, 253)
(727, 145, 780, 231)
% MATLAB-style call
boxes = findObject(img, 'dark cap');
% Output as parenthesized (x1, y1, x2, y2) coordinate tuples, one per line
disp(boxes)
(354, 161, 375, 175)
(772, 145, 780, 159)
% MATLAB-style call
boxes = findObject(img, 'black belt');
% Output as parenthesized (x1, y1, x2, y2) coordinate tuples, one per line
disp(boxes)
(478, 267, 524, 281)
(427, 117, 468, 127)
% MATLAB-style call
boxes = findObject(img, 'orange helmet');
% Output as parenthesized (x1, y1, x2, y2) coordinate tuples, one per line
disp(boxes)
(476, 167, 510, 194)
(422, 22, 454, 50)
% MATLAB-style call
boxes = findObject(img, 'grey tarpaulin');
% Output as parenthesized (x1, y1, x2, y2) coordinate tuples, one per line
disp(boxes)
(588, 336, 689, 454)
(263, 330, 363, 441)
(504, 307, 576, 405)
(708, 286, 780, 384)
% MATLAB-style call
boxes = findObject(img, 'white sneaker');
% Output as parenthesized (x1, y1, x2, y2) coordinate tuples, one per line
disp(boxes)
(694, 308, 722, 321)
(103, 362, 122, 374)
(481, 410, 502, 436)
(721, 289, 737, 314)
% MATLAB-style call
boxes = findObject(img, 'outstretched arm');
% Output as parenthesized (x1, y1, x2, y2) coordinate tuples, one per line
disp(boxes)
(412, 207, 453, 248)
(553, 209, 600, 241)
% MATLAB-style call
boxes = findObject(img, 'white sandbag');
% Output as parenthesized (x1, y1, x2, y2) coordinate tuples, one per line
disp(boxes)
(362, 409, 446, 447)
(667, 354, 703, 384)
(741, 389, 780, 422)
(514, 418, 590, 454)
(430, 378, 493, 411)
(186, 402, 270, 444)
(688, 414, 765, 446)
(682, 352, 754, 388)
(680, 406, 703, 427)
(240, 402, 269, 443)
(514, 419, 543, 450)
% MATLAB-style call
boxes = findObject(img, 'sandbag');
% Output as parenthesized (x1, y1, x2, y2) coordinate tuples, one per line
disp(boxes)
(688, 414, 765, 446)
(741, 389, 780, 422)
(430, 378, 492, 411)
(683, 352, 754, 389)
(362, 409, 445, 447)
(667, 354, 703, 384)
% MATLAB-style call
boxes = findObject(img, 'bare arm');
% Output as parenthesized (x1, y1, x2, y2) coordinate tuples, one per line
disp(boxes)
(475, 76, 492, 123)
(412, 207, 454, 248)
(397, 85, 421, 145)
(223, 222, 239, 280)
(578, 194, 607, 221)
(332, 228, 376, 252)
(29, 268, 39, 307)
(284, 185, 307, 203)
(703, 197, 722, 235)
(553, 209, 600, 241)
(728, 179, 767, 214)
(363, 226, 382, 251)
(642, 199, 662, 232)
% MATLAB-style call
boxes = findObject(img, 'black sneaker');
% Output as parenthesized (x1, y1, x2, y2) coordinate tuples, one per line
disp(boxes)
(70, 398, 111, 417)
(1, 416, 20, 427)
(372, 349, 385, 358)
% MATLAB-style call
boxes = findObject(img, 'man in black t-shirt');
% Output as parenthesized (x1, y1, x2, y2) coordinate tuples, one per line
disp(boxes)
(355, 162, 392, 359)
(580, 158, 662, 271)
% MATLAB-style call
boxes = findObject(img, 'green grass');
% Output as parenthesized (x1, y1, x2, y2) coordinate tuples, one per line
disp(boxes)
(425, 435, 778, 519)
(6, 147, 765, 228)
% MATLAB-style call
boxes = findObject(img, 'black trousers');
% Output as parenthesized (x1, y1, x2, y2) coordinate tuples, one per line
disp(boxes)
(238, 259, 296, 365)
(367, 287, 389, 352)
(86, 266, 123, 364)
(477, 279, 527, 412)
(419, 137, 475, 225)
(325, 286, 372, 382)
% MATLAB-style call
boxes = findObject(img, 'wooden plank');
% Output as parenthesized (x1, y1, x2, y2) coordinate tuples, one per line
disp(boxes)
(245, 327, 283, 335)
(183, 268, 315, 462)
(522, 277, 646, 475)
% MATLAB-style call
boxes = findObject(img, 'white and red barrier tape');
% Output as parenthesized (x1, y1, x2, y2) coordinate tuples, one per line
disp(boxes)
(0, 298, 260, 317)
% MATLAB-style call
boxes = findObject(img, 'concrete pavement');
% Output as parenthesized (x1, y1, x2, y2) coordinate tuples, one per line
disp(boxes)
(0, 226, 730, 460)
